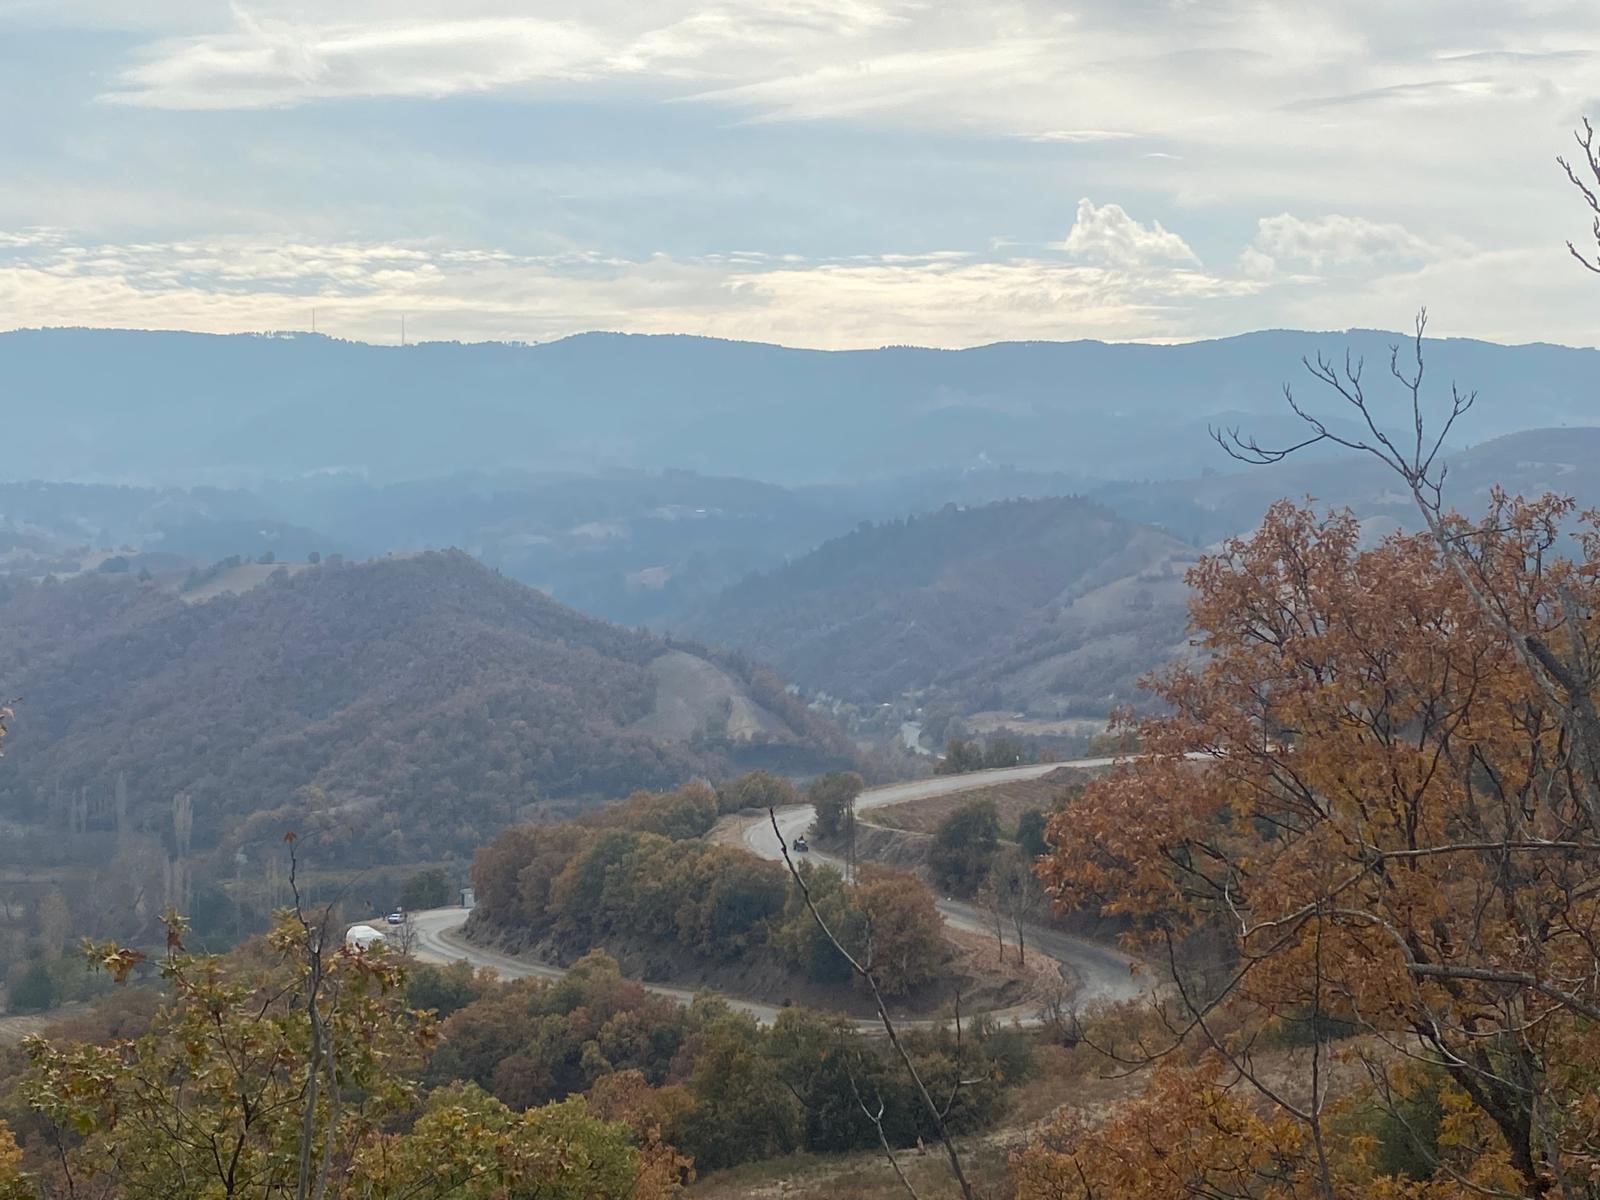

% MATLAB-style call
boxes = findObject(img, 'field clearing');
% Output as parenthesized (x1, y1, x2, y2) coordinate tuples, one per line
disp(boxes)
(629, 649, 792, 743)
(181, 561, 311, 603)
(964, 711, 1108, 738)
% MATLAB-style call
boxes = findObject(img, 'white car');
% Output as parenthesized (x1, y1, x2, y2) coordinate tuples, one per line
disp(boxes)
(385, 910, 406, 925)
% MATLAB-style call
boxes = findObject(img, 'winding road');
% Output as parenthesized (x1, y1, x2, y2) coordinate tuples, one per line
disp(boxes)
(407, 760, 1143, 1025)
(409, 906, 781, 1023)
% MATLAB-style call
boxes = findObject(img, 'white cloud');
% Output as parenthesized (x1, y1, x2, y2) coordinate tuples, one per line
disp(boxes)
(0, 228, 1262, 349)
(1059, 199, 1201, 269)
(5, 218, 1596, 352)
(1237, 246, 1277, 280)
(100, 1, 924, 108)
(5, 1, 1600, 351)
(1244, 213, 1441, 276)
(1025, 130, 1139, 144)
(108, 14, 614, 108)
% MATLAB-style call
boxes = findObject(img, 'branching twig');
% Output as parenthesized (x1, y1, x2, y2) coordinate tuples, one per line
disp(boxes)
(845, 1051, 922, 1200)
(769, 808, 978, 1200)
(1558, 117, 1600, 274)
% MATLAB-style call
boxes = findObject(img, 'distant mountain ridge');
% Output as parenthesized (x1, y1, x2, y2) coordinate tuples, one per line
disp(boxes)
(5, 326, 1597, 487)
(680, 495, 1197, 716)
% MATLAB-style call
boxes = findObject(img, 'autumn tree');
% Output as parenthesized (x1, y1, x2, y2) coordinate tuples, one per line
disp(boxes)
(347, 1084, 670, 1200)
(0, 1122, 30, 1200)
(604, 781, 721, 839)
(982, 734, 1025, 769)
(934, 737, 985, 776)
(18, 913, 679, 1200)
(1010, 1057, 1334, 1200)
(674, 1012, 802, 1170)
(766, 813, 983, 1200)
(1014, 808, 1049, 859)
(400, 867, 453, 911)
(851, 868, 944, 996)
(715, 771, 799, 815)
(406, 959, 493, 1020)
(809, 770, 864, 839)
(985, 846, 1043, 967)
(1038, 496, 1600, 1197)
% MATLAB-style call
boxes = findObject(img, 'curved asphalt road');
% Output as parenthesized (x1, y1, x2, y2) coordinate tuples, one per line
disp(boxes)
(408, 760, 1144, 1025)
(740, 761, 1142, 1010)
(409, 906, 781, 1022)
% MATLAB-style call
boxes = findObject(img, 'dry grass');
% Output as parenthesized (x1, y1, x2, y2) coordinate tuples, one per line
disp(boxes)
(687, 994, 1396, 1200)
(0, 1003, 88, 1045)
(687, 1040, 1148, 1200)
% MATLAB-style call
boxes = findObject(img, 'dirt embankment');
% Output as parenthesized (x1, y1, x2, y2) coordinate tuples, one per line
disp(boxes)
(840, 823, 932, 876)
(867, 764, 1100, 835)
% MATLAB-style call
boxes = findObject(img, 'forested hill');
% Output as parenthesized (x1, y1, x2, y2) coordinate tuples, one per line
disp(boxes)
(0, 551, 853, 865)
(681, 496, 1196, 715)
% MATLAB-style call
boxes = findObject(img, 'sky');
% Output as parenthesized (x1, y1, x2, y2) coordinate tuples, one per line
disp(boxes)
(0, 0, 1596, 349)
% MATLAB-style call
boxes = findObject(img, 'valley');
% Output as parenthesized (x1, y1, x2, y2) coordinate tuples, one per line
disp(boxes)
(3, 325, 1600, 1200)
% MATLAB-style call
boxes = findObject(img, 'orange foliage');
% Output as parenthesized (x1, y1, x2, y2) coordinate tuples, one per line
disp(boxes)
(1036, 497, 1600, 1196)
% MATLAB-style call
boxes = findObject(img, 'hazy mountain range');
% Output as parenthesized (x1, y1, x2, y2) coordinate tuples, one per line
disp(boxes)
(7, 326, 1597, 486)
(3, 327, 1597, 725)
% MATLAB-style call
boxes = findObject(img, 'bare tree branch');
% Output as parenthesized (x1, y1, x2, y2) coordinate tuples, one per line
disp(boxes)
(844, 1049, 923, 1200)
(768, 807, 978, 1200)
(1558, 117, 1600, 274)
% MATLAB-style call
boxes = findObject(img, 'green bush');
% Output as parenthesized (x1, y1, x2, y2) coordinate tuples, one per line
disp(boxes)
(400, 867, 454, 911)
(9, 959, 60, 1013)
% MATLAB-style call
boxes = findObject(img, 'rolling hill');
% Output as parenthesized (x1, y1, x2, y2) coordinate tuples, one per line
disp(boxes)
(0, 551, 854, 871)
(681, 496, 1198, 717)
(0, 470, 1101, 628)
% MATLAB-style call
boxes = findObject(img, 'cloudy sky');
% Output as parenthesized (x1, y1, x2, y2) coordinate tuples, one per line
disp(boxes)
(0, 0, 1596, 348)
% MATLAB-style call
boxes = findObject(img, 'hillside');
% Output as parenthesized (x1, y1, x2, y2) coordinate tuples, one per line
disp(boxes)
(1092, 426, 1600, 546)
(681, 496, 1197, 716)
(0, 471, 1100, 629)
(0, 552, 853, 871)
(5, 327, 1598, 487)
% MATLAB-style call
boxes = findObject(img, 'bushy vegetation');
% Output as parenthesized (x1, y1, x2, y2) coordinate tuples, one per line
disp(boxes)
(933, 734, 1033, 775)
(0, 913, 1029, 1196)
(400, 867, 454, 911)
(928, 800, 1000, 898)
(419, 947, 1027, 1173)
(0, 914, 686, 1200)
(472, 782, 945, 998)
